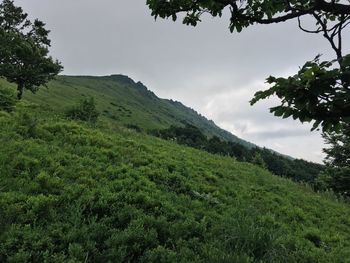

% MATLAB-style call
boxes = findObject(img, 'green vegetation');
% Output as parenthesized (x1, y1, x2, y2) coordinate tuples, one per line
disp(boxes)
(0, 73, 328, 189)
(1, 96, 350, 262)
(154, 124, 323, 184)
(316, 124, 350, 196)
(0, 0, 62, 99)
(65, 97, 99, 123)
(0, 85, 16, 112)
(6, 74, 253, 147)
(1, 1, 348, 261)
(146, 0, 350, 198)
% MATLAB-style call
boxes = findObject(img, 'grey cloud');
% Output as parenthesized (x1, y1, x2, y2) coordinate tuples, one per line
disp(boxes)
(247, 129, 313, 140)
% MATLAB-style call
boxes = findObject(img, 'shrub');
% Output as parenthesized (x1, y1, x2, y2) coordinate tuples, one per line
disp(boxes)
(15, 113, 39, 138)
(314, 166, 350, 198)
(126, 124, 142, 132)
(0, 86, 16, 112)
(65, 97, 99, 123)
(304, 229, 323, 248)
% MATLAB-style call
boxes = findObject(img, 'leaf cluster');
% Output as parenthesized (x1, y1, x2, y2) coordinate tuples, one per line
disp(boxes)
(251, 55, 350, 132)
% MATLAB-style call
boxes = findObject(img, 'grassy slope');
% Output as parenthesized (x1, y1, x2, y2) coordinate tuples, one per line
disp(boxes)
(0, 99, 350, 262)
(3, 75, 253, 148)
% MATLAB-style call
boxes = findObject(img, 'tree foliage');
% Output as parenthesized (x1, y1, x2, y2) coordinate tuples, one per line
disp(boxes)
(147, 0, 350, 132)
(251, 152, 267, 169)
(0, 0, 62, 99)
(155, 124, 207, 148)
(323, 124, 350, 168)
(251, 55, 350, 132)
(147, 0, 350, 32)
(317, 124, 350, 196)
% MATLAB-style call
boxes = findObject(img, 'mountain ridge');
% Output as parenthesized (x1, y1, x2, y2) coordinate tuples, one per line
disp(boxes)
(19, 74, 256, 149)
(61, 74, 295, 158)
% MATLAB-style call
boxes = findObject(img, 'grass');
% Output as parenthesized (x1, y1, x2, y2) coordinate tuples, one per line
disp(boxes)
(0, 98, 350, 262)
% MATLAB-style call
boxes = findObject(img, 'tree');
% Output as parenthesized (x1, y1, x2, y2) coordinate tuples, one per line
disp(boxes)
(146, 0, 350, 132)
(323, 124, 350, 168)
(251, 151, 267, 169)
(317, 124, 350, 195)
(0, 0, 62, 99)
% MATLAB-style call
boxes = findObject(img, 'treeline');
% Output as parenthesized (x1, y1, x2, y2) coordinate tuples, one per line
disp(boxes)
(152, 124, 323, 184)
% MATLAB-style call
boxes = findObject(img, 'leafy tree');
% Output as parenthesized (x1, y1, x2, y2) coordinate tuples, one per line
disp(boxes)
(146, 0, 350, 132)
(323, 124, 350, 168)
(251, 151, 267, 169)
(317, 168, 350, 196)
(318, 124, 350, 196)
(0, 0, 62, 99)
(206, 136, 230, 155)
(157, 124, 207, 147)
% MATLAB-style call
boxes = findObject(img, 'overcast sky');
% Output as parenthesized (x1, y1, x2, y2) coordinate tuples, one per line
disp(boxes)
(14, 0, 350, 163)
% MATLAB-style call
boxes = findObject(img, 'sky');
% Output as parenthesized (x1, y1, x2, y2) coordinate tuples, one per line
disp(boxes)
(14, 0, 350, 163)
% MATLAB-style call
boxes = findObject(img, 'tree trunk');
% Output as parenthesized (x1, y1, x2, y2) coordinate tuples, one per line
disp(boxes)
(17, 83, 24, 100)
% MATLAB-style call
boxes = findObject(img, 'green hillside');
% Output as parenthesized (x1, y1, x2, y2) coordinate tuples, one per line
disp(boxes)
(8, 75, 253, 148)
(4, 75, 321, 184)
(0, 102, 349, 262)
(0, 84, 350, 262)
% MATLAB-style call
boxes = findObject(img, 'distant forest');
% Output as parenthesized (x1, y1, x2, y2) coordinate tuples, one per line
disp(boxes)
(151, 124, 324, 185)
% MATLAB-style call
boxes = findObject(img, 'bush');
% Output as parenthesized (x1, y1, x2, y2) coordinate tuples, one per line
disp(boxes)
(126, 124, 142, 132)
(0, 86, 16, 112)
(65, 97, 99, 123)
(322, 167, 350, 197)
(15, 113, 39, 138)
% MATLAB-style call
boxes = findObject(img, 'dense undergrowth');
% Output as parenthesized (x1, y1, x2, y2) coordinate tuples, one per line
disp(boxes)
(1, 100, 350, 262)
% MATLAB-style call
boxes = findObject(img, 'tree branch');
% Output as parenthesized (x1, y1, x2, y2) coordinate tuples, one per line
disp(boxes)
(315, 0, 350, 15)
(298, 16, 322, 33)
